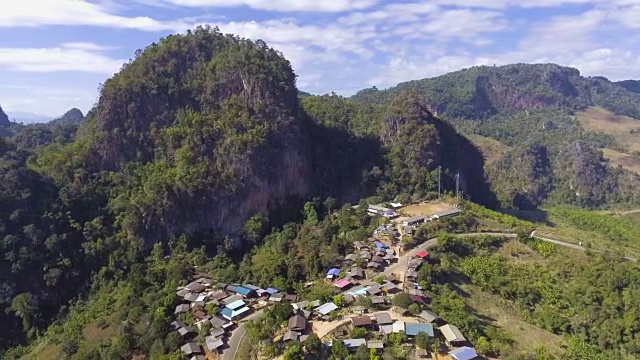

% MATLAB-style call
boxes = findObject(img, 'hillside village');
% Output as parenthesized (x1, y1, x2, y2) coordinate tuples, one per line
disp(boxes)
(170, 202, 480, 360)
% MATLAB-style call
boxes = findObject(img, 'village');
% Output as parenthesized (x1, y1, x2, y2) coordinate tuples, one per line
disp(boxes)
(170, 201, 481, 360)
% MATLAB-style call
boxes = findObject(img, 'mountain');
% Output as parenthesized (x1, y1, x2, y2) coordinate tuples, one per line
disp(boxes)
(50, 107, 84, 125)
(352, 63, 640, 120)
(5, 111, 52, 124)
(617, 79, 640, 94)
(0, 105, 9, 126)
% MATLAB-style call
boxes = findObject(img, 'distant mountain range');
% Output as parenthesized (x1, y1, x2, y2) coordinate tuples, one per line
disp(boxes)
(5, 111, 53, 124)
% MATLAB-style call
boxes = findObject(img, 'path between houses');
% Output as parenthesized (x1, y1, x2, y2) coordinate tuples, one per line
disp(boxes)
(223, 230, 633, 359)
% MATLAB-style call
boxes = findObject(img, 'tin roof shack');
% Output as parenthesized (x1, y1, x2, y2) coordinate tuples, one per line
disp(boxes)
(405, 322, 434, 337)
(375, 312, 393, 325)
(288, 314, 308, 332)
(205, 336, 224, 353)
(326, 268, 341, 279)
(417, 310, 442, 324)
(450, 346, 479, 360)
(349, 267, 365, 279)
(180, 342, 202, 357)
(402, 216, 428, 227)
(440, 324, 467, 347)
(351, 316, 374, 328)
(283, 330, 301, 342)
(431, 208, 461, 220)
(314, 302, 338, 319)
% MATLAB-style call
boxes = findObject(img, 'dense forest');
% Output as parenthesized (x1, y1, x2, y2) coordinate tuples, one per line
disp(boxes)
(2, 26, 640, 359)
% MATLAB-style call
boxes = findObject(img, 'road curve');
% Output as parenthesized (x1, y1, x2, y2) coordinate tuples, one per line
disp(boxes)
(223, 230, 634, 359)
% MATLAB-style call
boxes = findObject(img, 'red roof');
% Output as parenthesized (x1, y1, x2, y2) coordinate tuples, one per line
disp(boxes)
(334, 279, 352, 289)
(411, 295, 427, 304)
(416, 250, 429, 258)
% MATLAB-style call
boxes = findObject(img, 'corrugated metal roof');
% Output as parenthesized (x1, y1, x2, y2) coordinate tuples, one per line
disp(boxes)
(314, 302, 338, 315)
(450, 346, 478, 360)
(405, 322, 434, 337)
(440, 324, 466, 342)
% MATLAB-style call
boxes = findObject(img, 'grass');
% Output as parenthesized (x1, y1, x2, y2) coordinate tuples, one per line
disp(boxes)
(82, 316, 117, 343)
(577, 106, 640, 152)
(467, 134, 512, 165)
(534, 207, 640, 259)
(601, 148, 640, 174)
(21, 341, 62, 360)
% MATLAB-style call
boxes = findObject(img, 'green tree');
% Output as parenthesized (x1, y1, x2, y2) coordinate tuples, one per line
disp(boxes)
(388, 331, 407, 346)
(392, 292, 412, 308)
(333, 295, 346, 307)
(244, 213, 267, 243)
(408, 303, 421, 315)
(304, 333, 322, 357)
(415, 332, 431, 350)
(332, 339, 349, 360)
(350, 327, 369, 338)
(10, 293, 38, 332)
(475, 336, 493, 355)
(283, 342, 304, 360)
(354, 344, 369, 360)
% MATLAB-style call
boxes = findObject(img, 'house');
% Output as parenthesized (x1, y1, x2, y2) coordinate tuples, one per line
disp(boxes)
(392, 306, 408, 316)
(314, 302, 338, 316)
(234, 286, 256, 298)
(283, 330, 301, 342)
(367, 340, 384, 350)
(193, 309, 208, 320)
(384, 254, 396, 263)
(408, 259, 422, 270)
(181, 342, 202, 357)
(372, 255, 385, 264)
(220, 306, 251, 320)
(343, 338, 367, 349)
(269, 293, 285, 302)
(381, 282, 397, 293)
(174, 304, 190, 314)
(176, 288, 189, 298)
(205, 336, 224, 353)
(186, 282, 206, 293)
(344, 294, 355, 303)
(370, 296, 385, 305)
(375, 312, 393, 325)
(334, 279, 353, 290)
(367, 262, 383, 270)
(226, 299, 246, 310)
(284, 294, 298, 302)
(380, 324, 394, 334)
(351, 316, 374, 328)
(210, 326, 225, 339)
(215, 283, 228, 290)
(265, 287, 280, 295)
(405, 322, 434, 337)
(406, 269, 418, 281)
(344, 254, 358, 263)
(410, 293, 427, 303)
(440, 324, 466, 346)
(210, 315, 232, 329)
(288, 314, 307, 332)
(170, 320, 187, 330)
(432, 208, 461, 219)
(366, 285, 382, 296)
(374, 241, 390, 249)
(417, 310, 440, 323)
(242, 284, 261, 291)
(293, 301, 310, 311)
(402, 216, 428, 227)
(351, 305, 366, 314)
(403, 226, 415, 236)
(184, 293, 199, 302)
(353, 241, 366, 250)
(415, 250, 429, 259)
(327, 268, 341, 279)
(450, 347, 479, 360)
(222, 294, 244, 304)
(360, 251, 372, 260)
(177, 326, 196, 337)
(392, 320, 405, 333)
(349, 267, 365, 279)
(211, 291, 228, 301)
(386, 274, 398, 283)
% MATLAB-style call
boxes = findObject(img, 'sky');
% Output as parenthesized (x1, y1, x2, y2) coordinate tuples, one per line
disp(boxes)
(1, 0, 640, 116)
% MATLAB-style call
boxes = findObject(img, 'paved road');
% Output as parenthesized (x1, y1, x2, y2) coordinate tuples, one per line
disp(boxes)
(222, 230, 634, 359)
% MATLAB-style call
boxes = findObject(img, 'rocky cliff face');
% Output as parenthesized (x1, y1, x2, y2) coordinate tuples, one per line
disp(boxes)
(52, 108, 84, 125)
(88, 28, 312, 243)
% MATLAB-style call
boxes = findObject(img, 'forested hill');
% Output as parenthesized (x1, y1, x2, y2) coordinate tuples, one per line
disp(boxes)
(50, 108, 84, 125)
(352, 63, 640, 120)
(0, 105, 9, 126)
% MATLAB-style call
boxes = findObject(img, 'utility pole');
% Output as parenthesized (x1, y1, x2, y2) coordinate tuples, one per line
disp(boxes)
(437, 165, 442, 200)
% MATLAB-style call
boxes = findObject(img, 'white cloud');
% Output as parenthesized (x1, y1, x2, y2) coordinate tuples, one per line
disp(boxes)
(0, 43, 124, 73)
(154, 0, 378, 12)
(0, 0, 194, 31)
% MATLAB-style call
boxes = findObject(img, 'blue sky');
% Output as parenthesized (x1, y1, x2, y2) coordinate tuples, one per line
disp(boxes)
(1, 0, 639, 116)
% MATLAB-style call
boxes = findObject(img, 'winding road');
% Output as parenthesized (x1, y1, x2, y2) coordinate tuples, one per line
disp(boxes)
(222, 230, 633, 359)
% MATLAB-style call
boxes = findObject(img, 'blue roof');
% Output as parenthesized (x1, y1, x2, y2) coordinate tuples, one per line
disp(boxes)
(226, 299, 246, 310)
(327, 268, 341, 276)
(265, 288, 280, 295)
(405, 322, 434, 337)
(450, 347, 478, 360)
(220, 306, 251, 320)
(374, 241, 389, 249)
(242, 284, 261, 291)
(235, 286, 253, 296)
